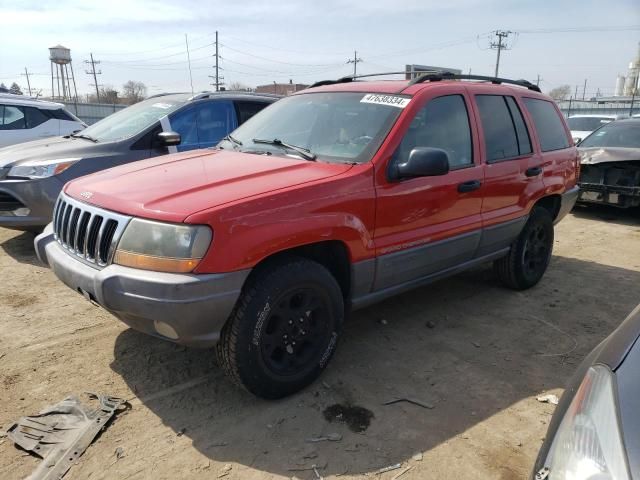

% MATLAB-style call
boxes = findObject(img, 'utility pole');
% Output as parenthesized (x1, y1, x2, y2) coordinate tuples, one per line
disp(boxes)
(21, 68, 32, 96)
(346, 50, 363, 77)
(84, 53, 102, 101)
(536, 74, 542, 87)
(185, 34, 194, 94)
(574, 84, 579, 100)
(209, 31, 224, 91)
(582, 79, 587, 100)
(490, 30, 512, 77)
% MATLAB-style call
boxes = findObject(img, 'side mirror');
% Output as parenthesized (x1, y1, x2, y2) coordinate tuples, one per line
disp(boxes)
(157, 131, 181, 147)
(393, 147, 450, 180)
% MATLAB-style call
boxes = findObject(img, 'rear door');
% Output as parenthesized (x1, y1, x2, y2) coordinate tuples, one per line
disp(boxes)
(472, 92, 543, 233)
(521, 97, 575, 196)
(373, 90, 484, 290)
(0, 105, 28, 147)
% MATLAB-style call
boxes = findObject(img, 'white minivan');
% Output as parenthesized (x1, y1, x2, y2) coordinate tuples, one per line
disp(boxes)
(0, 94, 86, 148)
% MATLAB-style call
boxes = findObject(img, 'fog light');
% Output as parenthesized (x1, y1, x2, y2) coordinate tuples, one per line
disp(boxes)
(13, 208, 31, 217)
(153, 320, 179, 340)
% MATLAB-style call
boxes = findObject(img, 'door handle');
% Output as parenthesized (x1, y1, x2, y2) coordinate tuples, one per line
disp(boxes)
(525, 166, 542, 177)
(457, 180, 482, 193)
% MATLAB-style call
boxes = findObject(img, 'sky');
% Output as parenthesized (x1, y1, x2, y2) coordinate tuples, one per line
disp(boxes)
(0, 0, 639, 99)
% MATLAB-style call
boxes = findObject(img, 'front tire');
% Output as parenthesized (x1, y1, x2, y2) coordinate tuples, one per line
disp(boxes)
(216, 257, 344, 399)
(494, 207, 554, 290)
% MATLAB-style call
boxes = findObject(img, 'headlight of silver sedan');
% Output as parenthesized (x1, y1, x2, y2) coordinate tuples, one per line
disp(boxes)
(540, 365, 631, 480)
(114, 218, 212, 273)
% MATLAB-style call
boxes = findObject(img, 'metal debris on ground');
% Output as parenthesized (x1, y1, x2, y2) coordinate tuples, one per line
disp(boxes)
(305, 433, 342, 443)
(312, 464, 324, 480)
(375, 463, 402, 475)
(115, 446, 125, 459)
(411, 452, 423, 461)
(536, 394, 559, 405)
(391, 466, 413, 479)
(383, 398, 434, 409)
(217, 463, 233, 478)
(6, 393, 128, 480)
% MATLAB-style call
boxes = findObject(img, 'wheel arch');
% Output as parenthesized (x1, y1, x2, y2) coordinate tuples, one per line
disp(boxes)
(244, 240, 352, 300)
(533, 194, 561, 221)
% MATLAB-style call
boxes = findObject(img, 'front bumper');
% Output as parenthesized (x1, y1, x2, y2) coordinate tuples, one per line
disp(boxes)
(35, 226, 250, 347)
(0, 177, 63, 229)
(554, 185, 580, 224)
(578, 182, 640, 208)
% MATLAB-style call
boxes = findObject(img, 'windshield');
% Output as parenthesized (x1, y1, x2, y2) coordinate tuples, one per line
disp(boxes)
(579, 121, 640, 148)
(567, 116, 614, 132)
(220, 92, 408, 163)
(80, 98, 185, 142)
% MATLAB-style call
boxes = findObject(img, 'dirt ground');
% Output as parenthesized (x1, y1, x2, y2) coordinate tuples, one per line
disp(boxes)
(1, 205, 639, 480)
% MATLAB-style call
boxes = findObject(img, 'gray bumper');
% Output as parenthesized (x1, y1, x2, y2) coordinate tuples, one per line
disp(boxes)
(0, 177, 62, 229)
(554, 185, 580, 224)
(35, 226, 249, 348)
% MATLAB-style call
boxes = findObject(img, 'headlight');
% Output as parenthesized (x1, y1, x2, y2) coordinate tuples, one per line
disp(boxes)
(114, 218, 212, 273)
(8, 158, 80, 179)
(541, 365, 630, 480)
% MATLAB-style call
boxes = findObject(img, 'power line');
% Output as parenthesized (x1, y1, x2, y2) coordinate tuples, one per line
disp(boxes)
(346, 51, 363, 77)
(84, 53, 102, 100)
(489, 30, 513, 77)
(220, 44, 341, 67)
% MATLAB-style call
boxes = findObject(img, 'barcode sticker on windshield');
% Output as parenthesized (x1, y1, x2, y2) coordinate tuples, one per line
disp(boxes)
(360, 94, 411, 108)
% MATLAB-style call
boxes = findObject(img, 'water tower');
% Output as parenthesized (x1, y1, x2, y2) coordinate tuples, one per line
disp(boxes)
(49, 45, 78, 101)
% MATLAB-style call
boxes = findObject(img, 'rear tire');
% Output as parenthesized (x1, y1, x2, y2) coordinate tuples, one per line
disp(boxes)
(494, 207, 554, 290)
(216, 257, 344, 399)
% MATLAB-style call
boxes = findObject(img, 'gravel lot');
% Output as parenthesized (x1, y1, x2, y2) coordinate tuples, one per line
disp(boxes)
(1, 206, 639, 480)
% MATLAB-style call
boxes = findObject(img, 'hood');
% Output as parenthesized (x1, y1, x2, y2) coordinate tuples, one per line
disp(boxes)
(65, 149, 353, 223)
(579, 147, 640, 165)
(0, 136, 97, 168)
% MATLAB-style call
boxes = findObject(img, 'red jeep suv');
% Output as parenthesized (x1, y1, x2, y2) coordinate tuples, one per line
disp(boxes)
(36, 73, 579, 398)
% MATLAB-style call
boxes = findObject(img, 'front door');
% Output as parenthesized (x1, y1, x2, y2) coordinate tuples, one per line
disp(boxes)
(373, 92, 484, 291)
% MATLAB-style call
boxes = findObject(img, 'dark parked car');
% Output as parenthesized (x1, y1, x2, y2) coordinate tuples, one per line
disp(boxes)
(532, 304, 640, 480)
(0, 91, 279, 230)
(578, 117, 640, 209)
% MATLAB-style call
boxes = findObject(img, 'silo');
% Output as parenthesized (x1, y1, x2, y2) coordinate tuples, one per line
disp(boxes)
(615, 75, 626, 96)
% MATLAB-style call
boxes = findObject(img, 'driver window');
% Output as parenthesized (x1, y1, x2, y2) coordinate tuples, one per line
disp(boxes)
(394, 95, 473, 169)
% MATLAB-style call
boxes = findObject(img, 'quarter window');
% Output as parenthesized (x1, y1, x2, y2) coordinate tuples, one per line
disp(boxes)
(394, 95, 473, 169)
(0, 105, 26, 130)
(522, 98, 571, 152)
(235, 101, 270, 124)
(24, 107, 50, 129)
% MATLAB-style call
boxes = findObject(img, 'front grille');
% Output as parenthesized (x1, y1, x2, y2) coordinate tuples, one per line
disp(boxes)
(52, 193, 131, 268)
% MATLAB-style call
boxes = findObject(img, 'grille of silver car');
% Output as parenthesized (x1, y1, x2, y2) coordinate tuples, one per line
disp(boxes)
(52, 193, 131, 268)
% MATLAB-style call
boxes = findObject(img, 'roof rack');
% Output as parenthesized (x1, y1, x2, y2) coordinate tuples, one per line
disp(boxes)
(407, 72, 541, 92)
(308, 71, 541, 93)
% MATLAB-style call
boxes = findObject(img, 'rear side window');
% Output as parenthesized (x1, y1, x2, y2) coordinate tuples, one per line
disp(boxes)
(523, 98, 571, 152)
(24, 107, 50, 128)
(48, 108, 76, 121)
(0, 105, 26, 130)
(476, 95, 531, 162)
(235, 101, 270, 124)
(394, 94, 473, 169)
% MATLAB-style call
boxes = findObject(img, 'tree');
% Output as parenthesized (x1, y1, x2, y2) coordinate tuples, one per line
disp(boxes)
(9, 82, 23, 95)
(228, 81, 252, 91)
(0, 83, 8, 93)
(548, 85, 571, 101)
(88, 86, 120, 104)
(122, 80, 147, 104)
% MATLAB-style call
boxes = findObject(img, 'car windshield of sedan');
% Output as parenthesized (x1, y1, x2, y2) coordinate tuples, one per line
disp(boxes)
(579, 122, 640, 148)
(220, 92, 408, 163)
(567, 116, 614, 132)
(79, 98, 185, 142)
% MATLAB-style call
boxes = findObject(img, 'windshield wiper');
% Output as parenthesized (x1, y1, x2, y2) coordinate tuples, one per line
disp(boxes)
(70, 133, 98, 143)
(222, 134, 243, 146)
(252, 138, 316, 161)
